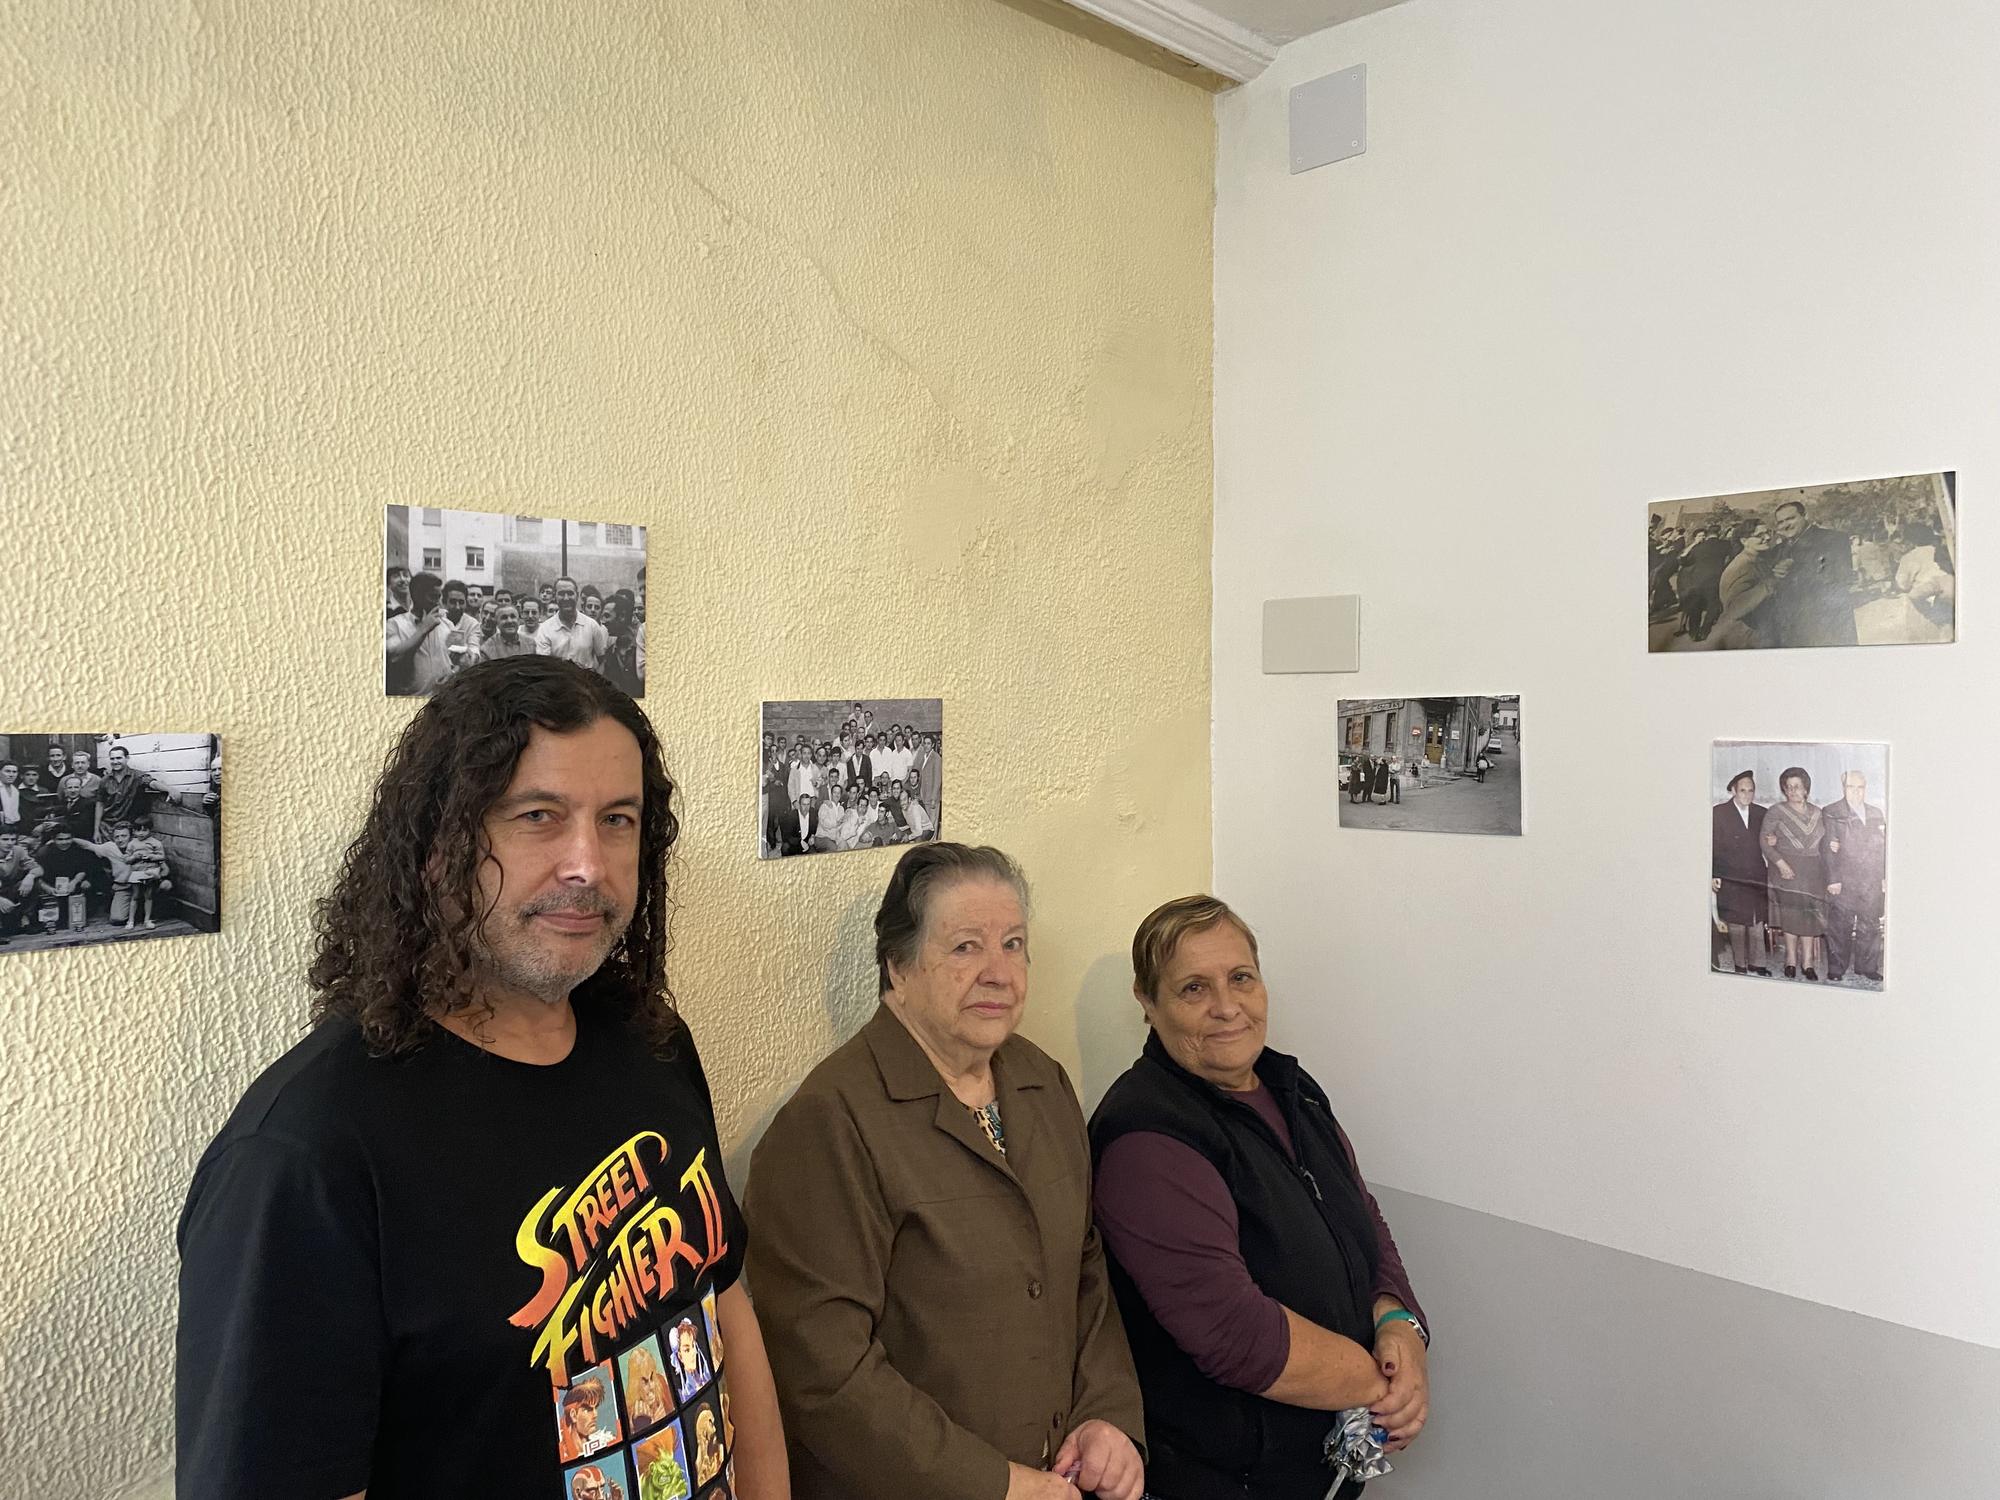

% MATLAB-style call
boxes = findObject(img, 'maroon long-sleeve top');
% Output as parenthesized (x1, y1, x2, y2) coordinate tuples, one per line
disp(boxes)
(1093, 1085, 1425, 1394)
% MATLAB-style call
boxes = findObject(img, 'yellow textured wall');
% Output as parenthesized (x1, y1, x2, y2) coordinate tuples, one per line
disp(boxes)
(0, 1, 1212, 1492)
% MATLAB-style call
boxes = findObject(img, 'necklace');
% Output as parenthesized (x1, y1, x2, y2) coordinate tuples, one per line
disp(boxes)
(969, 1099, 1006, 1155)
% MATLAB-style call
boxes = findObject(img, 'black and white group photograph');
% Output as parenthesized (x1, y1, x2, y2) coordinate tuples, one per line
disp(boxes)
(759, 699, 944, 858)
(1710, 740, 1887, 992)
(383, 505, 649, 697)
(1337, 696, 1521, 836)
(1648, 471, 1956, 653)
(0, 732, 221, 956)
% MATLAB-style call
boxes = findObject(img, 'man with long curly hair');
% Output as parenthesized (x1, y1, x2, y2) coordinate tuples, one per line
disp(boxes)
(175, 656, 790, 1500)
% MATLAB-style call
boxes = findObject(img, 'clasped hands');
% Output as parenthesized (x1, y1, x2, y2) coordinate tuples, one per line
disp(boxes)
(1006, 1419, 1142, 1500)
(1369, 1320, 1429, 1453)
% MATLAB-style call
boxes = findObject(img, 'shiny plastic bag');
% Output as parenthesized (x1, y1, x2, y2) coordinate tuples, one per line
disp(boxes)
(1323, 1405, 1393, 1495)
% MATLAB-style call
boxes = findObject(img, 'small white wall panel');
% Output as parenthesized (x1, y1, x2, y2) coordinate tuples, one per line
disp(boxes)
(1261, 594, 1360, 672)
(1289, 63, 1366, 173)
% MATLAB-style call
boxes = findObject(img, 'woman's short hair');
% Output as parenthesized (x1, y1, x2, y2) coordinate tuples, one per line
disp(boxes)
(1132, 895, 1259, 1000)
(1780, 766, 1812, 795)
(874, 842, 1029, 993)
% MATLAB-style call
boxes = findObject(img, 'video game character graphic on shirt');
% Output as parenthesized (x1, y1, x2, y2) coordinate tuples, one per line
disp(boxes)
(511, 1129, 731, 1385)
(667, 1312, 716, 1403)
(618, 1332, 675, 1436)
(555, 1360, 622, 1460)
(685, 1395, 726, 1487)
(700, 1285, 726, 1372)
(513, 1125, 735, 1491)
(565, 1449, 632, 1500)
(631, 1423, 692, 1500)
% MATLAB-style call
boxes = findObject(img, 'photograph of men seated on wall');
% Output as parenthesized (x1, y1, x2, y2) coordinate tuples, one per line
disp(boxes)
(1710, 740, 1887, 991)
(1337, 695, 1521, 836)
(0, 732, 221, 955)
(759, 699, 943, 858)
(1648, 471, 1955, 652)
(383, 505, 648, 697)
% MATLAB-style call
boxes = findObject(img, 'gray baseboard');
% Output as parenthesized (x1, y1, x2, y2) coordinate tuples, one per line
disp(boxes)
(1370, 1186, 2000, 1500)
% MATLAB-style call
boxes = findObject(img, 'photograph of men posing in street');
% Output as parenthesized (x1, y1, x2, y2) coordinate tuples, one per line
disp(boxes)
(758, 699, 943, 858)
(1710, 741, 1887, 991)
(0, 732, 221, 955)
(1649, 471, 1955, 652)
(1337, 696, 1521, 836)
(384, 505, 648, 696)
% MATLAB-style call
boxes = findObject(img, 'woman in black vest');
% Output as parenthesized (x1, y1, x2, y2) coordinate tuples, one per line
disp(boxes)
(1089, 896, 1429, 1499)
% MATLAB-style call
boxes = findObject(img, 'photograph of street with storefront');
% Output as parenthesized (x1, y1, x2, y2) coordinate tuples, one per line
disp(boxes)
(1337, 695, 1521, 836)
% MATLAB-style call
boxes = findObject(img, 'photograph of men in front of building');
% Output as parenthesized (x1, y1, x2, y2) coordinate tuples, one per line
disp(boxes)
(383, 505, 648, 696)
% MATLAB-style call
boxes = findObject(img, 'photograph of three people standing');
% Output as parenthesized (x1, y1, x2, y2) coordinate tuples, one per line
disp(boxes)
(1711, 741, 1888, 990)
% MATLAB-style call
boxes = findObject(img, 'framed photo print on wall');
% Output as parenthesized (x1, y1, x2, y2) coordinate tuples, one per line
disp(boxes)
(1648, 471, 1955, 653)
(383, 505, 649, 697)
(1710, 739, 1887, 991)
(758, 699, 943, 859)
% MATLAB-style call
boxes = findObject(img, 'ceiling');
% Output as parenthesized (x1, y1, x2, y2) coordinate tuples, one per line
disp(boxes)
(1200, 0, 1410, 46)
(1058, 0, 1412, 84)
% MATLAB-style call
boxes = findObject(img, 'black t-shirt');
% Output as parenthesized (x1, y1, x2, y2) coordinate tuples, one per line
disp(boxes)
(176, 1000, 747, 1500)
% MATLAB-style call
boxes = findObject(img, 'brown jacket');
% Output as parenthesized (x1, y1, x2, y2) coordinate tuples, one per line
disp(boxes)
(745, 1004, 1144, 1500)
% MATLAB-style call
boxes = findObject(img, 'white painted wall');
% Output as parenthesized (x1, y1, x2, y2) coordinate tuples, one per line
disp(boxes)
(1213, 0, 2000, 1347)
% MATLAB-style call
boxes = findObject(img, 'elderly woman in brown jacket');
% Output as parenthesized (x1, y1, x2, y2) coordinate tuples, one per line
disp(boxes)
(746, 843, 1145, 1500)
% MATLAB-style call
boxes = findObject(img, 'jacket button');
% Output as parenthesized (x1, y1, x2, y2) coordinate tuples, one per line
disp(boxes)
(1028, 1279, 1043, 1299)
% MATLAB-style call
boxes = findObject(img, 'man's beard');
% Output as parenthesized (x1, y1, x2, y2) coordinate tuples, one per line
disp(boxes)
(473, 889, 632, 1006)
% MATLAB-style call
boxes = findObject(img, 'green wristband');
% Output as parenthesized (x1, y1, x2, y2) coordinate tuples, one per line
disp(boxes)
(1374, 1308, 1427, 1345)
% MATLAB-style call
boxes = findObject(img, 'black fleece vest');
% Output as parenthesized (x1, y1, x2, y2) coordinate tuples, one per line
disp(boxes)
(1090, 1034, 1378, 1500)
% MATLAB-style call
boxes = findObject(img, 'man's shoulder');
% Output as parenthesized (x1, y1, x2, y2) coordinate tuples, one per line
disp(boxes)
(202, 1018, 419, 1160)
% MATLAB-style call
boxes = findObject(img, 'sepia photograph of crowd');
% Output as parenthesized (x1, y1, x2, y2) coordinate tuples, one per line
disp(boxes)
(759, 699, 943, 858)
(1337, 695, 1521, 836)
(1648, 470, 1955, 653)
(0, 732, 222, 956)
(384, 505, 649, 697)
(1710, 740, 1887, 991)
